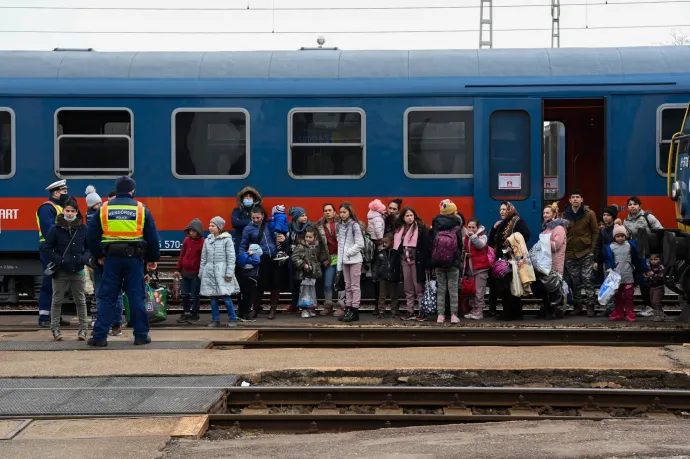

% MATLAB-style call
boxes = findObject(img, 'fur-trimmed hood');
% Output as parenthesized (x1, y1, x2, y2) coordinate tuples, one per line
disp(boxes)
(542, 218, 569, 231)
(235, 186, 263, 208)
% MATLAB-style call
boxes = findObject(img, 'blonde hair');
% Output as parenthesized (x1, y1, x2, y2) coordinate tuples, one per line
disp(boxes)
(545, 202, 559, 217)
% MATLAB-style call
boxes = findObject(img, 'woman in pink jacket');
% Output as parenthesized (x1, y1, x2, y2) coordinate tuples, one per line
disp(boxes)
(533, 203, 569, 320)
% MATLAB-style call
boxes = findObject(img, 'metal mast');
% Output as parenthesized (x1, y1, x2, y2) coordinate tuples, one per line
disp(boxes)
(551, 0, 561, 48)
(479, 0, 493, 49)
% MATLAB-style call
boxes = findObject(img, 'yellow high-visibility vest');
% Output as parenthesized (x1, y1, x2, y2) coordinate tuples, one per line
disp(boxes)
(36, 201, 63, 243)
(100, 202, 145, 243)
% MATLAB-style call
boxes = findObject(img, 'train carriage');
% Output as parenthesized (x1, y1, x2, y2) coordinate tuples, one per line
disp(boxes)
(1, 46, 690, 303)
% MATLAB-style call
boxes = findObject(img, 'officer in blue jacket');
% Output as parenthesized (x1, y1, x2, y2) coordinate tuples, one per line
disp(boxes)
(86, 176, 160, 346)
(36, 180, 71, 328)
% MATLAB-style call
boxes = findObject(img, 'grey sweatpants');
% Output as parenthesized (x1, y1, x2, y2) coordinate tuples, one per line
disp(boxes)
(51, 272, 88, 332)
(435, 266, 460, 316)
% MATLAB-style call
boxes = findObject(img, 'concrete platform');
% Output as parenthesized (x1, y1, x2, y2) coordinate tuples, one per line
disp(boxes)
(168, 420, 690, 459)
(3, 436, 169, 459)
(0, 419, 30, 440)
(0, 376, 238, 416)
(0, 329, 258, 342)
(0, 345, 688, 378)
(15, 416, 209, 440)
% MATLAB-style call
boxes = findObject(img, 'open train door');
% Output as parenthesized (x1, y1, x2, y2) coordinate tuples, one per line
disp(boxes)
(473, 98, 543, 245)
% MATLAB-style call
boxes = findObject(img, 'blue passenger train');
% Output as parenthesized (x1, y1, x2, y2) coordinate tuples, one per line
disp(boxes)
(1, 45, 690, 303)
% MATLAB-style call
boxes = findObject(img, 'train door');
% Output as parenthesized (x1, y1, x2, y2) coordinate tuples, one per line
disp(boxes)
(474, 99, 543, 244)
(542, 99, 606, 217)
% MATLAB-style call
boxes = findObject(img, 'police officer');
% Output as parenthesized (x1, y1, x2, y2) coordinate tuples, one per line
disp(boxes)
(86, 176, 160, 346)
(37, 180, 71, 328)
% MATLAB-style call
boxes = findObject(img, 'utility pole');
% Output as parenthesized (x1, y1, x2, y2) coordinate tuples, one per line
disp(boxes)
(479, 0, 493, 49)
(551, 0, 561, 48)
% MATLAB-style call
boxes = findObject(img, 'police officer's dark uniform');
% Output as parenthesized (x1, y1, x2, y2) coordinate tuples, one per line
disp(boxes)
(86, 176, 160, 346)
(36, 180, 70, 327)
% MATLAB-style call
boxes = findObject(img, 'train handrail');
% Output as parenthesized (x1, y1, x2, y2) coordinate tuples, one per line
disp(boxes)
(668, 102, 690, 199)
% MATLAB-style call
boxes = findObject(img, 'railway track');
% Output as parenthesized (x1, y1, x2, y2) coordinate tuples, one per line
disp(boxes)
(2, 386, 687, 434)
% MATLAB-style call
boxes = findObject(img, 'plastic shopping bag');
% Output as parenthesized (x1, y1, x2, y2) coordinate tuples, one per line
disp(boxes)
(598, 270, 621, 305)
(529, 233, 553, 276)
(124, 284, 169, 324)
(298, 278, 317, 308)
(420, 274, 437, 316)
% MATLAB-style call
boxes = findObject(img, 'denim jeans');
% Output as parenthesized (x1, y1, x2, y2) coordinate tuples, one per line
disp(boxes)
(211, 296, 237, 322)
(322, 264, 337, 303)
(92, 266, 124, 325)
(181, 276, 201, 314)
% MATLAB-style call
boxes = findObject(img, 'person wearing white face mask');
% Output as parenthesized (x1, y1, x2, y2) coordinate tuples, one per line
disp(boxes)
(41, 196, 90, 341)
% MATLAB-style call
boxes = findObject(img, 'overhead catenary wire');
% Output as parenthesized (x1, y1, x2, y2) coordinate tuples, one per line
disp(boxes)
(0, 24, 687, 35)
(0, 0, 689, 11)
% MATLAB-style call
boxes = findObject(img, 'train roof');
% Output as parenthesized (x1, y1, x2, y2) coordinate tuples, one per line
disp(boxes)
(2, 46, 690, 80)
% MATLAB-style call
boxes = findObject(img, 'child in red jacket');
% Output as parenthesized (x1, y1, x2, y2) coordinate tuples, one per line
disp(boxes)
(173, 219, 205, 324)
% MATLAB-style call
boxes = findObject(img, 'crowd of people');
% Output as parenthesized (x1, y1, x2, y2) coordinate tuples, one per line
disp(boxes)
(166, 186, 667, 325)
(37, 179, 668, 336)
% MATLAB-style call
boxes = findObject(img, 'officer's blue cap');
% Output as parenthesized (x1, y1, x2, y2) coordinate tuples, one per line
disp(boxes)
(115, 176, 136, 193)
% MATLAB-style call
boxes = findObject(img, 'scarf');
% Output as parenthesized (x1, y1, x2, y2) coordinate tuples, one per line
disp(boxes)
(290, 218, 312, 235)
(394, 223, 418, 249)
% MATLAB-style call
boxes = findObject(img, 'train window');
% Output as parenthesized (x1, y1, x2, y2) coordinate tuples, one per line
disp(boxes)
(490, 110, 531, 200)
(289, 109, 365, 179)
(55, 108, 132, 178)
(657, 104, 687, 176)
(404, 108, 473, 178)
(0, 109, 14, 179)
(173, 109, 249, 179)
(543, 121, 566, 201)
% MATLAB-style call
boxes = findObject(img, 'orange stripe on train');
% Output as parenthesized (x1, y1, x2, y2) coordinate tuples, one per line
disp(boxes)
(0, 197, 474, 232)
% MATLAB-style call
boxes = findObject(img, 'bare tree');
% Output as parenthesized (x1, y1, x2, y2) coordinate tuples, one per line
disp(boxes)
(670, 29, 690, 46)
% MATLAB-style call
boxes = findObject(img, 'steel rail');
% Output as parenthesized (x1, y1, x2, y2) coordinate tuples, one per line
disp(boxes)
(225, 386, 690, 409)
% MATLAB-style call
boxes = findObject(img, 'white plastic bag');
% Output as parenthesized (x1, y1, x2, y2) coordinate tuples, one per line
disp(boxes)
(509, 260, 526, 297)
(529, 233, 552, 276)
(598, 270, 621, 305)
(298, 278, 317, 308)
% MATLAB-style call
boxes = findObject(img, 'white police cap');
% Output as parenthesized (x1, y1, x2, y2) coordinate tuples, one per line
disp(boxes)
(46, 179, 68, 192)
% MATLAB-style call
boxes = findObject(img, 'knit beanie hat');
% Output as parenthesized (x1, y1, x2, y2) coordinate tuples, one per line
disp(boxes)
(115, 176, 136, 193)
(249, 243, 263, 257)
(210, 216, 226, 231)
(85, 185, 102, 208)
(369, 199, 386, 213)
(272, 204, 285, 215)
(290, 207, 306, 220)
(613, 219, 627, 238)
(602, 205, 619, 220)
(440, 199, 457, 216)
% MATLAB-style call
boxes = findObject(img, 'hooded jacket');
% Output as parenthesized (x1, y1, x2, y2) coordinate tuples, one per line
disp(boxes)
(42, 214, 90, 274)
(366, 209, 385, 241)
(337, 218, 365, 271)
(231, 186, 263, 251)
(429, 214, 464, 268)
(291, 238, 329, 280)
(463, 225, 490, 273)
(199, 231, 240, 297)
(563, 204, 599, 259)
(541, 218, 569, 275)
(177, 218, 205, 277)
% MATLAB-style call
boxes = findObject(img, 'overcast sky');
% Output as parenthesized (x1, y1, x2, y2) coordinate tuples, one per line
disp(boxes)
(0, 0, 688, 51)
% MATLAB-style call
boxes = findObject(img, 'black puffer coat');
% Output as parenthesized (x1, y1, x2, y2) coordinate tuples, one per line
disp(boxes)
(42, 215, 90, 274)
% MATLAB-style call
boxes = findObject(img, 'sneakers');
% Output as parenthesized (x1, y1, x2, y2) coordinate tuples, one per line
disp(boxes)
(134, 336, 151, 346)
(52, 330, 63, 341)
(437, 314, 445, 324)
(226, 321, 238, 328)
(638, 306, 654, 317)
(653, 311, 666, 322)
(238, 315, 256, 323)
(450, 314, 460, 324)
(187, 313, 201, 324)
(207, 321, 220, 328)
(87, 337, 107, 347)
(177, 313, 190, 323)
(416, 314, 426, 322)
(401, 312, 416, 321)
(464, 312, 483, 320)
(110, 324, 123, 336)
(301, 309, 311, 318)
(77, 330, 87, 341)
(309, 309, 316, 317)
(274, 251, 289, 262)
(625, 309, 637, 322)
